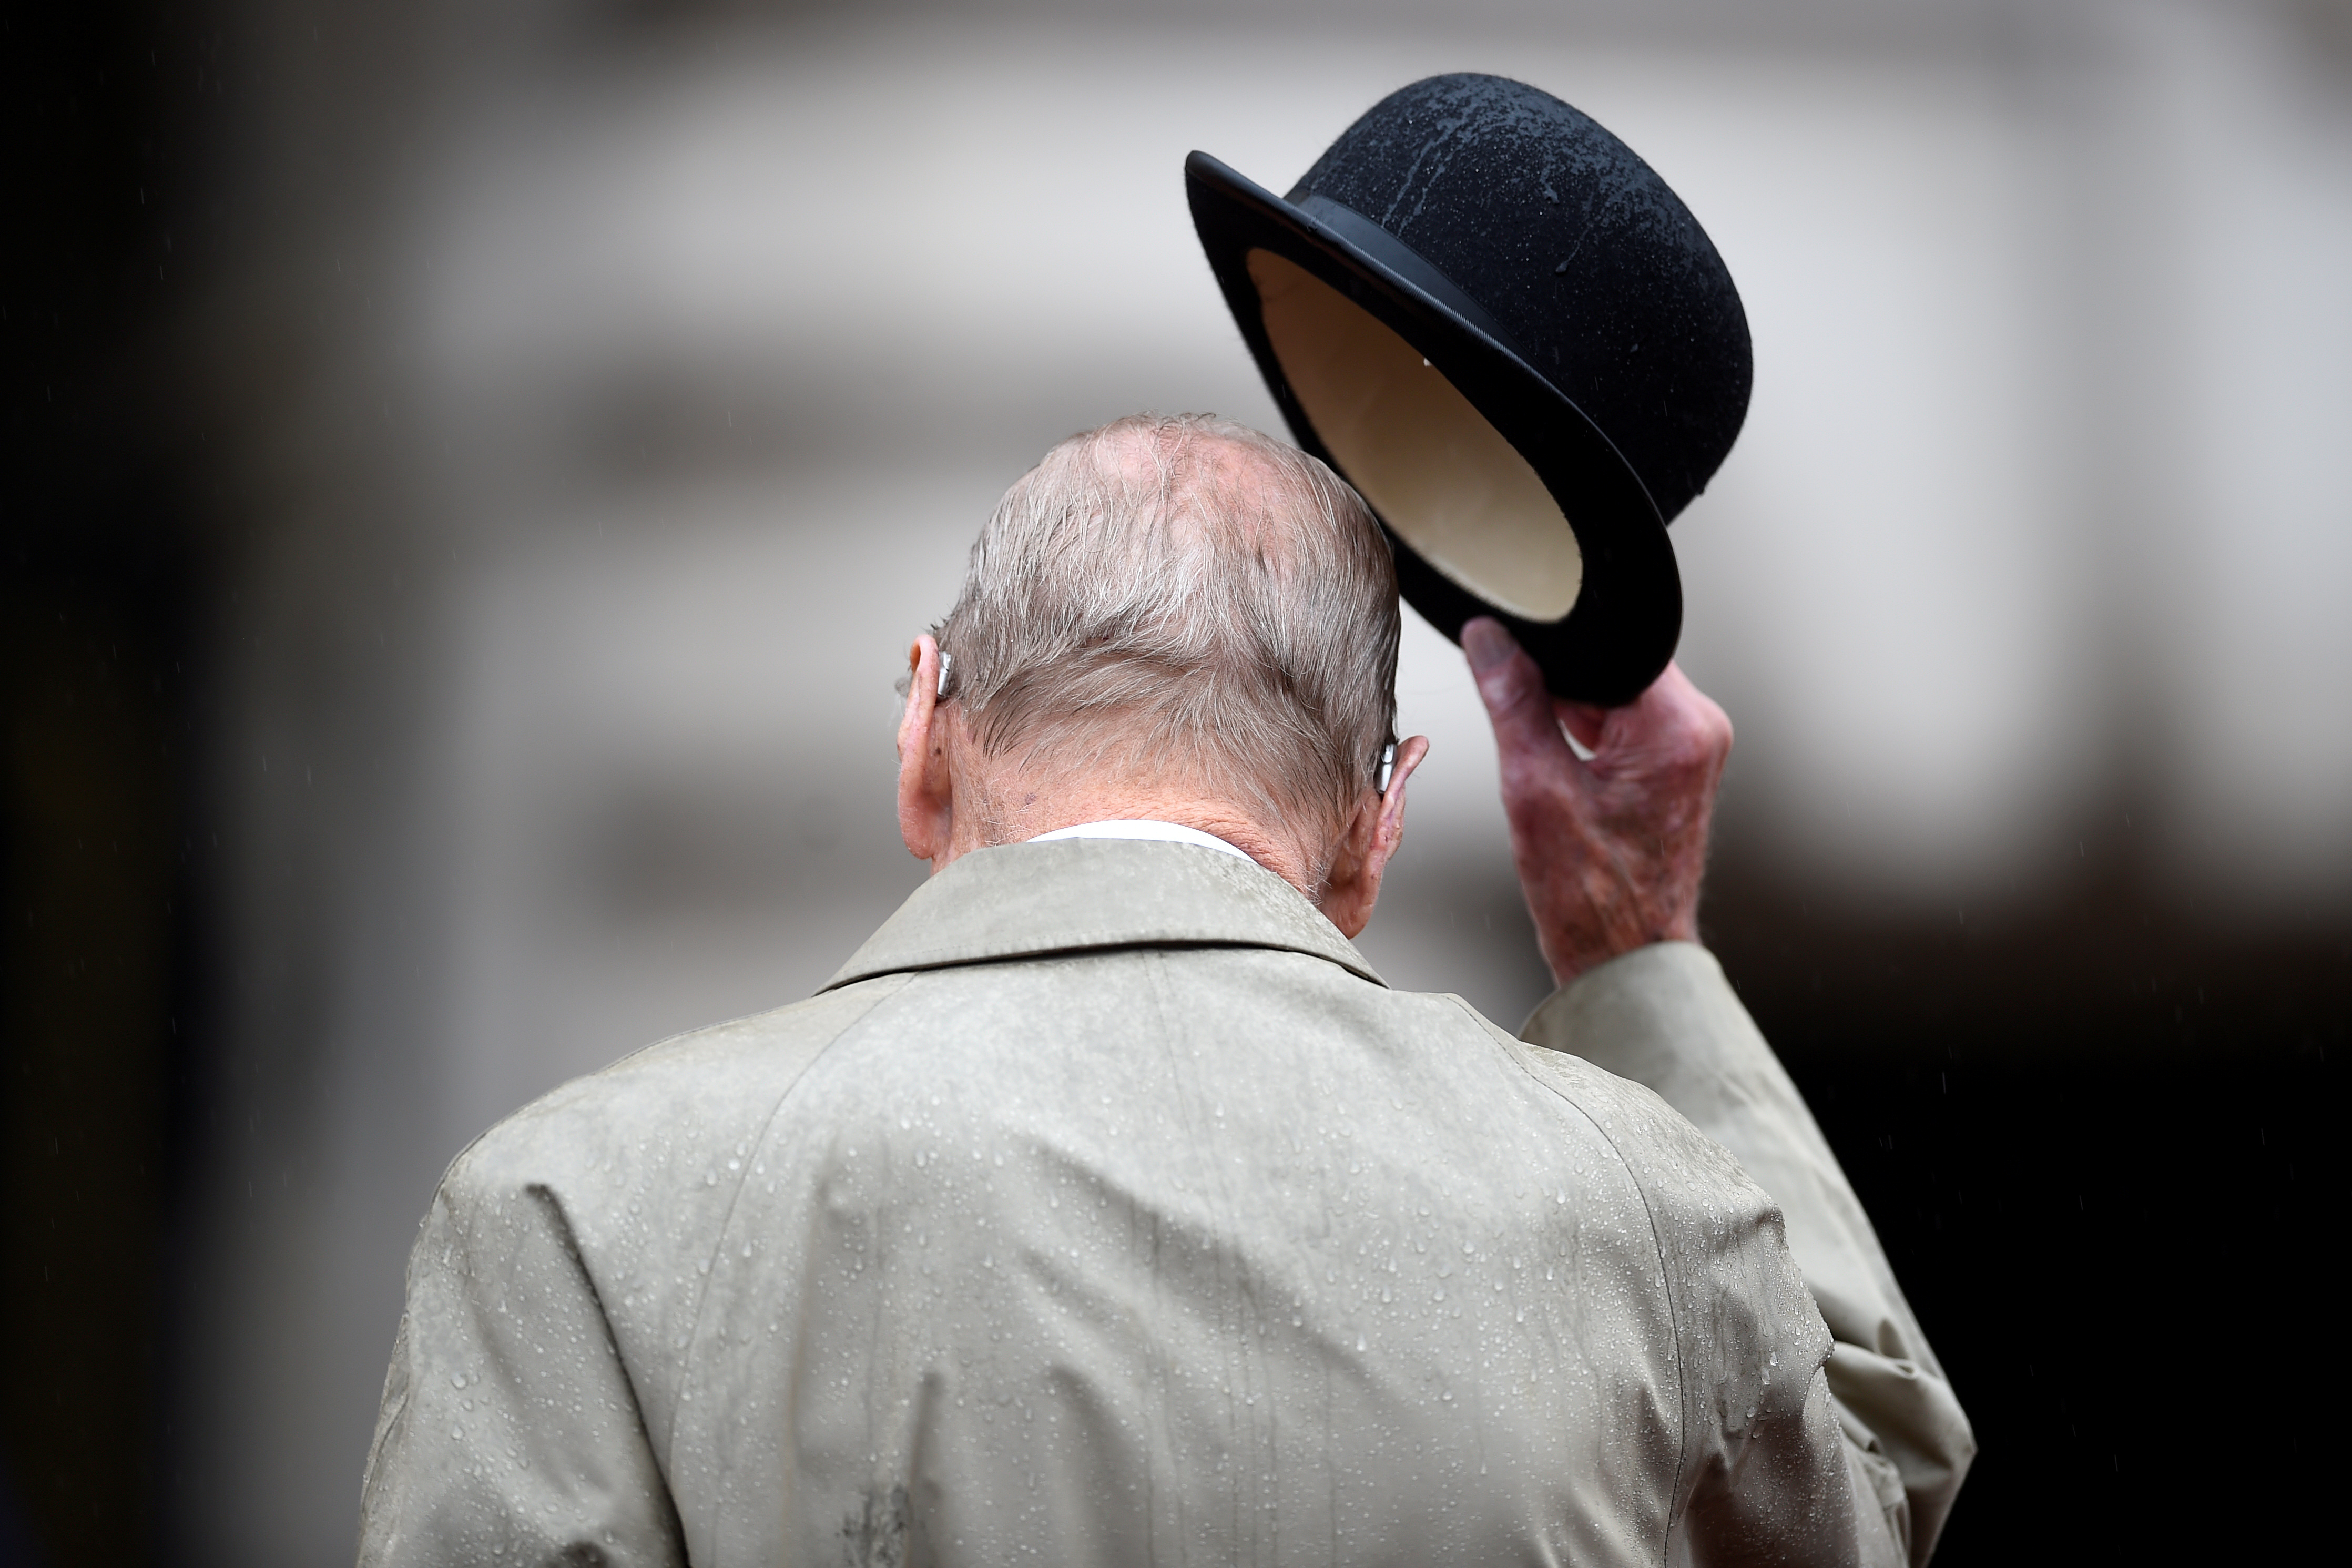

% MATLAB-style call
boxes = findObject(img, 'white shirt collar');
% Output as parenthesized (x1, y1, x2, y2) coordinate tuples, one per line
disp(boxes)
(1027, 819, 1255, 864)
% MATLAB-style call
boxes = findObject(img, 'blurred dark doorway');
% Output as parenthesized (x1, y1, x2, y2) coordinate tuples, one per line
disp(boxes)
(2, 2, 213, 1563)
(1707, 850, 2346, 1563)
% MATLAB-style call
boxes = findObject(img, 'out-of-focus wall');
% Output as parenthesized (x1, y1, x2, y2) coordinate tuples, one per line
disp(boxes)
(173, 1, 2349, 1560)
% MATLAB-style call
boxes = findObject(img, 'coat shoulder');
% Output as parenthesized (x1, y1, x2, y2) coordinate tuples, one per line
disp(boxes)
(442, 972, 917, 1199)
(1484, 994, 1772, 1227)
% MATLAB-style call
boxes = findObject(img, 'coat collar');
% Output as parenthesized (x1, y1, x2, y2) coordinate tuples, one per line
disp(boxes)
(823, 838, 1384, 991)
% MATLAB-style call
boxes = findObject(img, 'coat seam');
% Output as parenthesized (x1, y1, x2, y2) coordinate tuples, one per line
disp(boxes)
(663, 971, 918, 1490)
(519, 1182, 691, 1556)
(1449, 995, 1692, 1566)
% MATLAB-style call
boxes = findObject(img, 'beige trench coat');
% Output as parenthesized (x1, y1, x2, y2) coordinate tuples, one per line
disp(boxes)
(358, 839, 1972, 1565)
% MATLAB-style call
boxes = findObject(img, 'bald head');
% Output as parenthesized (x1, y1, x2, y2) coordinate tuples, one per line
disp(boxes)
(929, 414, 1402, 881)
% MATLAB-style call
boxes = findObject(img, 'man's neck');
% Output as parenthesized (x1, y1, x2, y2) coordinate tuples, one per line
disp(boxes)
(952, 780, 1316, 895)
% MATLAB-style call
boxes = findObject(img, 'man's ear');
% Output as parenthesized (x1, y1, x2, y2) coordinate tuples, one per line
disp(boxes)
(1317, 735, 1431, 939)
(897, 635, 956, 868)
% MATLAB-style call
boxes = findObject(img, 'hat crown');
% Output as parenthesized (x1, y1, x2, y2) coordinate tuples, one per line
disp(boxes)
(1288, 74, 1750, 523)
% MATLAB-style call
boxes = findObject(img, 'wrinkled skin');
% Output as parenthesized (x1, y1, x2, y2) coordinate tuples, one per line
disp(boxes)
(1462, 617, 1733, 986)
(897, 632, 1431, 939)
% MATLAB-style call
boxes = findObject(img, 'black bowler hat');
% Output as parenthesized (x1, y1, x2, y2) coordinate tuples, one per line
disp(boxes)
(1187, 73, 1752, 704)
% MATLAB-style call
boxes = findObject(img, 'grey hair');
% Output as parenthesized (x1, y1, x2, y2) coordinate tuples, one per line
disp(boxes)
(931, 413, 1400, 872)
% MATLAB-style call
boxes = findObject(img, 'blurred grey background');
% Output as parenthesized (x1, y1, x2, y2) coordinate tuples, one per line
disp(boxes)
(5, 1, 2347, 1563)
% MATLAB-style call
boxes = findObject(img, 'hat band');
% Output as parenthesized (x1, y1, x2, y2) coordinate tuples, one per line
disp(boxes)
(1292, 196, 1531, 372)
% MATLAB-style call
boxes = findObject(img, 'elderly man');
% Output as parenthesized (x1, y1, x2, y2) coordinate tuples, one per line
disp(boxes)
(358, 415, 1971, 1565)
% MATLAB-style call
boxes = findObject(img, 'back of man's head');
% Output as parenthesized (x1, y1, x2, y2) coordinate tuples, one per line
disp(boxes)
(935, 414, 1400, 874)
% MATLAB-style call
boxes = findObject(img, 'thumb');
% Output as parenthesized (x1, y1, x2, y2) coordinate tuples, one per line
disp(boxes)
(1464, 618, 1577, 771)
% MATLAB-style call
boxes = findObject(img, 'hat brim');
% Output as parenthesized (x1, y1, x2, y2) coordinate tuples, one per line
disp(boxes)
(1186, 150, 1680, 706)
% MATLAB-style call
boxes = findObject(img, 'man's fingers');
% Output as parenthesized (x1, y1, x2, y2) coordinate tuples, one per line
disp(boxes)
(1626, 661, 1734, 769)
(1463, 619, 1579, 775)
(1655, 663, 1733, 745)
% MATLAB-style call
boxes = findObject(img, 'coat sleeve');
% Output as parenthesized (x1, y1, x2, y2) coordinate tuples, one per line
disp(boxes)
(355, 1142, 687, 1567)
(1521, 941, 1975, 1566)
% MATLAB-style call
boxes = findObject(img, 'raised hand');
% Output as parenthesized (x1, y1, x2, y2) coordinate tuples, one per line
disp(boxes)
(1463, 618, 1733, 986)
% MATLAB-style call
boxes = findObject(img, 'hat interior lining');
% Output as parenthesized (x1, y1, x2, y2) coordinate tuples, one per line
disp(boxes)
(1247, 248, 1582, 624)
